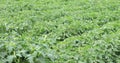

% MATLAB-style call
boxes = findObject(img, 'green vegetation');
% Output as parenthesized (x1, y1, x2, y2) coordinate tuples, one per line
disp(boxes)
(0, 0, 120, 63)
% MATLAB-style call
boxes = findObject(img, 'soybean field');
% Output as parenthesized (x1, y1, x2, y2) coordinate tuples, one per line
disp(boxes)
(0, 0, 120, 63)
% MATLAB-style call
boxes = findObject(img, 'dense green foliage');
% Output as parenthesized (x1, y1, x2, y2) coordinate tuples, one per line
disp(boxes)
(0, 0, 120, 63)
